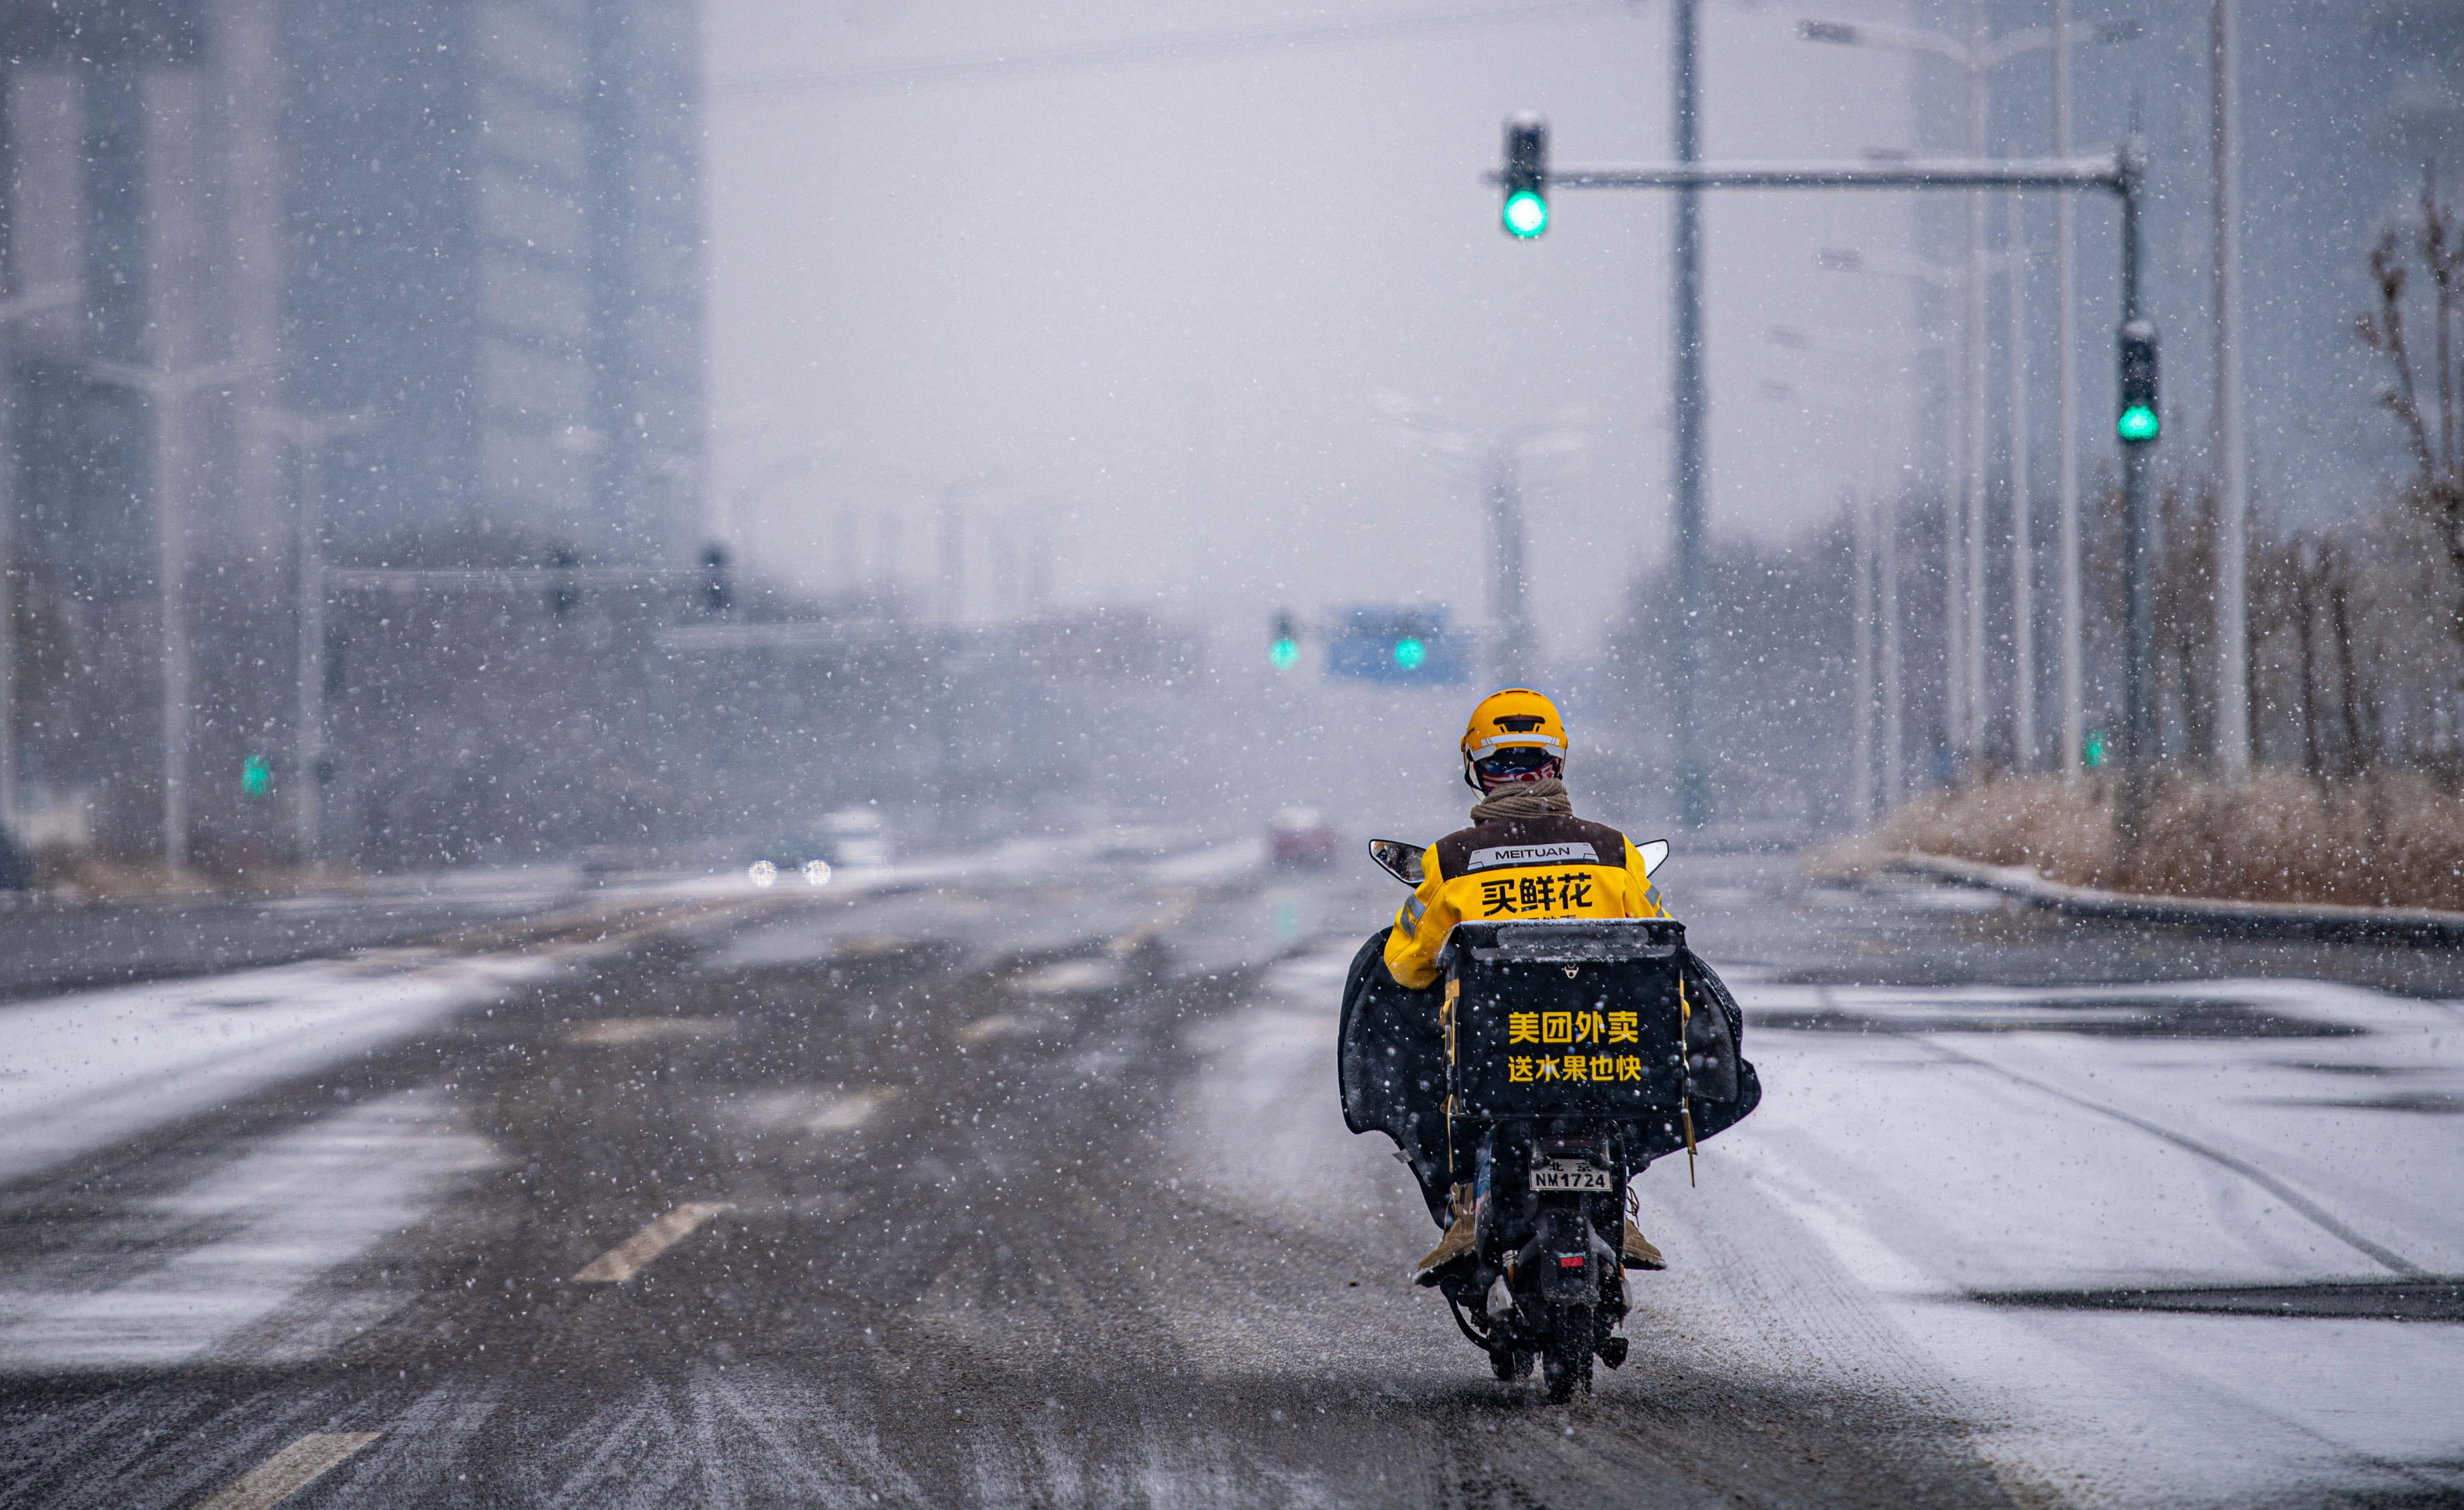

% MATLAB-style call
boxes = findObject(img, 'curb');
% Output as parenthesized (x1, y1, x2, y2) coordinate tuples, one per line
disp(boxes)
(1881, 854, 2464, 946)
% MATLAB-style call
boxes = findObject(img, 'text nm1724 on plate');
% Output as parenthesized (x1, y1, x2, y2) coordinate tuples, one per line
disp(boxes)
(1528, 1161, 1611, 1193)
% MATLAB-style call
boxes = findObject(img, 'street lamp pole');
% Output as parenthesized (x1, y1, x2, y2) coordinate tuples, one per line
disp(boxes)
(86, 358, 260, 877)
(2056, 0, 2085, 783)
(1375, 396, 1583, 688)
(1961, 8, 1989, 776)
(2008, 188, 2037, 771)
(1671, 0, 1710, 828)
(2211, 0, 2252, 784)
(1852, 486, 1876, 822)
(1800, 13, 2139, 781)
(255, 408, 372, 867)
(0, 283, 80, 835)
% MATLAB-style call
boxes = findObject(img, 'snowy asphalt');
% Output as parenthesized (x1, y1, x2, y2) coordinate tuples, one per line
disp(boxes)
(0, 846, 2459, 1507)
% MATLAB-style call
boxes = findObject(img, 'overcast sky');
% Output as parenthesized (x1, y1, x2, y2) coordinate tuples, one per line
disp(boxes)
(704, 0, 1927, 662)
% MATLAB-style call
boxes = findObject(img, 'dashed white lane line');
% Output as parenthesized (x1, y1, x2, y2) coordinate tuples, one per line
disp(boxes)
(565, 1016, 734, 1046)
(573, 1202, 731, 1283)
(956, 1012, 1025, 1043)
(194, 1432, 381, 1510)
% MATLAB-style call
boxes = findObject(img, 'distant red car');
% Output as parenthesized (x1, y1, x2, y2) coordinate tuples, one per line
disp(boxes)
(1268, 807, 1340, 866)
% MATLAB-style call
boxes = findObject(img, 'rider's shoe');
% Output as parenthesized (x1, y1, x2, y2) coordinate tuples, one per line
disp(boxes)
(1413, 1183, 1478, 1285)
(1621, 1220, 1667, 1270)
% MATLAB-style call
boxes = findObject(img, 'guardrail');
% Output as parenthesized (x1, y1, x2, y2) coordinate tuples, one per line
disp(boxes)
(1885, 853, 2464, 946)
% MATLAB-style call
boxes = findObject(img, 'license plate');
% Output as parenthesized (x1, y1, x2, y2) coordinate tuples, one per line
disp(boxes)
(1528, 1160, 1611, 1194)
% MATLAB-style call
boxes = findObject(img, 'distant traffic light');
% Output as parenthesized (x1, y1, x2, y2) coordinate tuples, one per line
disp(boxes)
(2083, 727, 2109, 770)
(1501, 114, 1549, 239)
(1269, 610, 1299, 669)
(1324, 605, 1469, 685)
(2117, 320, 2159, 444)
(241, 754, 272, 799)
(1393, 613, 1429, 670)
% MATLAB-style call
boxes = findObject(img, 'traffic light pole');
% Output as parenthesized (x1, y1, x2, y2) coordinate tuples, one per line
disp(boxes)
(1670, 0, 1709, 828)
(1497, 138, 2151, 834)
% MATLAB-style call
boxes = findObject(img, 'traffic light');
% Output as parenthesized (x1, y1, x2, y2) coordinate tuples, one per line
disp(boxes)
(1501, 113, 1548, 239)
(2116, 320, 2159, 444)
(2083, 727, 2109, 770)
(1324, 605, 1470, 685)
(1393, 610, 1429, 670)
(241, 754, 272, 799)
(1269, 610, 1299, 670)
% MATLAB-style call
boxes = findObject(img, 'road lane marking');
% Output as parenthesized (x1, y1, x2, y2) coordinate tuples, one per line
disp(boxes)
(806, 1087, 901, 1130)
(195, 1432, 381, 1510)
(565, 1017, 733, 1046)
(957, 1013, 1025, 1042)
(1107, 892, 1198, 957)
(574, 1202, 731, 1282)
(1010, 959, 1122, 995)
(740, 1086, 901, 1132)
(832, 934, 914, 959)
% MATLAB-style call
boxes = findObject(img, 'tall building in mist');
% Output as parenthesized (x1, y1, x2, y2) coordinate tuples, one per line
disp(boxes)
(285, 0, 705, 562)
(0, 0, 705, 853)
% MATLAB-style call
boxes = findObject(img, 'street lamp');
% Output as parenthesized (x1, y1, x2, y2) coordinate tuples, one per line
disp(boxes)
(1756, 367, 1925, 812)
(1800, 11, 2139, 779)
(86, 357, 264, 876)
(253, 408, 375, 868)
(0, 283, 80, 836)
(1375, 394, 1585, 686)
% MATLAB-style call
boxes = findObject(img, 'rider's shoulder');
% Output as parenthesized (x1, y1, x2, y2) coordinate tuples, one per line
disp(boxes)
(1431, 814, 1631, 878)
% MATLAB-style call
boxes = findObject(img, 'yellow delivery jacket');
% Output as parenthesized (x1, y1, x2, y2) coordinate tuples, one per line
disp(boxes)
(1383, 813, 1670, 991)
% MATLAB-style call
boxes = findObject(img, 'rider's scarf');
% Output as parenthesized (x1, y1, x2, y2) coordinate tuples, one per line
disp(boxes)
(1470, 777, 1573, 825)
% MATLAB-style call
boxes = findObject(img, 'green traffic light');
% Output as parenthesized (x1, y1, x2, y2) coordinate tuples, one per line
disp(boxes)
(1502, 189, 1548, 239)
(241, 753, 272, 799)
(2116, 404, 2159, 443)
(1393, 637, 1427, 670)
(2083, 728, 2108, 770)
(1269, 637, 1299, 670)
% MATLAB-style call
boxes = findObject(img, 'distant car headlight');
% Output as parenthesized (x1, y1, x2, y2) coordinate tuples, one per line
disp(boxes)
(747, 859, 778, 888)
(802, 859, 833, 888)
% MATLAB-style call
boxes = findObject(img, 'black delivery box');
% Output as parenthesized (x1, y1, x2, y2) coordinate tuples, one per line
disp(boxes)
(1440, 918, 1706, 1120)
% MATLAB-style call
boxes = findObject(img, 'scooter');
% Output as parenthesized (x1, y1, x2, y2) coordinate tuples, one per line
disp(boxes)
(1345, 839, 1758, 1402)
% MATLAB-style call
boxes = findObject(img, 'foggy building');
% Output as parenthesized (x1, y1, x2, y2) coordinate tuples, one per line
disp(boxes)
(0, 0, 704, 857)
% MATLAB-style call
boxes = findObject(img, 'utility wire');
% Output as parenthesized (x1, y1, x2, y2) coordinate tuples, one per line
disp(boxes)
(713, 0, 1628, 101)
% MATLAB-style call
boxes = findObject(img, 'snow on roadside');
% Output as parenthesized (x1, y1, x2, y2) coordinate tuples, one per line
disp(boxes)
(0, 1088, 499, 1370)
(1722, 975, 2464, 1506)
(0, 947, 566, 1187)
(1175, 946, 2464, 1506)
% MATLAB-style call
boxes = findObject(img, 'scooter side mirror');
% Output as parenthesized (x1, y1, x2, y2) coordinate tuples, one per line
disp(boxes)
(1366, 838, 1426, 887)
(1638, 839, 1670, 878)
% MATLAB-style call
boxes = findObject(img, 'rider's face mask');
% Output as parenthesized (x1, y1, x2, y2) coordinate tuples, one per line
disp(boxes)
(1473, 746, 1562, 792)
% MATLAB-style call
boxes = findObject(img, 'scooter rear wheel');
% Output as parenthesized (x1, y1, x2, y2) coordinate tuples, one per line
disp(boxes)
(1541, 1304, 1594, 1403)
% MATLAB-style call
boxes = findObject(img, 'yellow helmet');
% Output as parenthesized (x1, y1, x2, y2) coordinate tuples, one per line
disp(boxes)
(1460, 688, 1568, 791)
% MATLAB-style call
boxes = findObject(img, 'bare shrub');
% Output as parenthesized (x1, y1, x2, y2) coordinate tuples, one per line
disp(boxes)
(1869, 771, 2464, 911)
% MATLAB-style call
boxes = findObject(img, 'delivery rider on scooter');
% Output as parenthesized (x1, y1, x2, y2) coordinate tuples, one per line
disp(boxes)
(1379, 688, 1673, 1280)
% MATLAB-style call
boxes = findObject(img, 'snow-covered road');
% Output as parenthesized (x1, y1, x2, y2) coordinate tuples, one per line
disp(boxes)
(0, 949, 565, 1188)
(1195, 945, 2464, 1508)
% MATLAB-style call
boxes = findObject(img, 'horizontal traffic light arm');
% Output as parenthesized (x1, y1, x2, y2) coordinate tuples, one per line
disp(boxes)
(1490, 150, 2131, 196)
